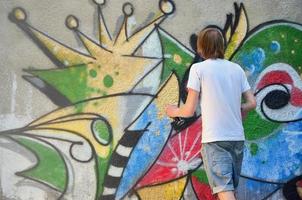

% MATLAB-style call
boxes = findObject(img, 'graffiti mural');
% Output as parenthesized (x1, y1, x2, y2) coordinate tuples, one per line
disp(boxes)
(1, 0, 302, 200)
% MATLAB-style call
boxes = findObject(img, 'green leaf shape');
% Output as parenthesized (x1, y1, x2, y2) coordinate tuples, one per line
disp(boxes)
(243, 110, 279, 140)
(250, 143, 259, 156)
(158, 28, 194, 83)
(16, 137, 67, 191)
(95, 149, 112, 198)
(232, 23, 302, 73)
(192, 168, 209, 184)
(28, 64, 89, 106)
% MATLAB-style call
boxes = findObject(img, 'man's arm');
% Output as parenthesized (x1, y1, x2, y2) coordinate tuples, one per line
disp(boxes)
(166, 89, 199, 118)
(241, 90, 256, 113)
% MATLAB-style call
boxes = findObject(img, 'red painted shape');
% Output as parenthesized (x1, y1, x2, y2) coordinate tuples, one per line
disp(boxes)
(257, 70, 302, 107)
(257, 70, 293, 89)
(136, 119, 202, 188)
(191, 176, 218, 200)
(291, 87, 302, 107)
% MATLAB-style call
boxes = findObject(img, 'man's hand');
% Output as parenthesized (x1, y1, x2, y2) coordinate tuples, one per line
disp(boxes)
(166, 88, 199, 118)
(241, 89, 257, 117)
(166, 105, 178, 118)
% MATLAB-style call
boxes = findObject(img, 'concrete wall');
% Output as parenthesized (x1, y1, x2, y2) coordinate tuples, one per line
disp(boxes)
(1, 0, 302, 199)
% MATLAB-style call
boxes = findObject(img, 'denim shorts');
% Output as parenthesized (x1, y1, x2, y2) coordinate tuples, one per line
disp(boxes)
(201, 141, 244, 194)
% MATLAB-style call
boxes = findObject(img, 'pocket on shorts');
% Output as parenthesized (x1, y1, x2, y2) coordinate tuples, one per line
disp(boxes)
(212, 162, 232, 177)
(212, 153, 232, 176)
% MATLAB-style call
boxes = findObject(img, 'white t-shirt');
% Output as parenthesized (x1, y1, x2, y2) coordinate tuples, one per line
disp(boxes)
(187, 59, 251, 143)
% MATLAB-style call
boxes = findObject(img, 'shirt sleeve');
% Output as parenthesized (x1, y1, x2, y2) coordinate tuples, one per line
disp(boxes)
(241, 68, 251, 93)
(187, 64, 201, 92)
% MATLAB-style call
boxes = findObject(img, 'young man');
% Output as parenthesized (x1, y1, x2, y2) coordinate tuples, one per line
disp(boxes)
(166, 28, 256, 200)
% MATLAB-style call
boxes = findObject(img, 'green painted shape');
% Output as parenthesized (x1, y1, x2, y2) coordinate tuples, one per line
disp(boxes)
(250, 143, 259, 156)
(95, 149, 112, 198)
(103, 75, 113, 88)
(192, 168, 209, 184)
(232, 23, 302, 140)
(29, 64, 89, 105)
(16, 137, 66, 191)
(243, 110, 279, 140)
(232, 24, 302, 73)
(158, 29, 194, 83)
(92, 119, 111, 145)
(89, 69, 97, 78)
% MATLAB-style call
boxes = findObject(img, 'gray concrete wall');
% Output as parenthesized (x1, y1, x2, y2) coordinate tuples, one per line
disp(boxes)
(1, 0, 302, 199)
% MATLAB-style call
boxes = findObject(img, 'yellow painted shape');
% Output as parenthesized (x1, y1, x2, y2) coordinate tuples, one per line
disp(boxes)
(86, 56, 160, 98)
(173, 54, 182, 64)
(30, 28, 94, 66)
(155, 74, 179, 120)
(224, 6, 248, 59)
(99, 14, 113, 50)
(225, 25, 232, 43)
(35, 119, 111, 158)
(137, 177, 187, 200)
(114, 18, 128, 48)
(117, 13, 165, 55)
(27, 97, 123, 157)
(78, 33, 112, 59)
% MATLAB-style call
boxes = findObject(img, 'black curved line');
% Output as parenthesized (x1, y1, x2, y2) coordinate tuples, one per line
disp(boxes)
(42, 113, 102, 124)
(130, 60, 163, 92)
(256, 83, 302, 123)
(19, 127, 99, 163)
(189, 174, 202, 200)
(125, 71, 181, 131)
(128, 14, 166, 42)
(262, 186, 282, 200)
(23, 61, 95, 73)
(23, 92, 154, 128)
(122, 54, 162, 60)
(159, 0, 176, 16)
(122, 2, 134, 17)
(178, 175, 190, 200)
(157, 24, 167, 83)
(240, 174, 285, 185)
(24, 114, 102, 130)
(260, 100, 302, 123)
(254, 83, 290, 96)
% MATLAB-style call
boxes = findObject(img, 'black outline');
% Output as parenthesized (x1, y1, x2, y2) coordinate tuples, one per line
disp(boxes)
(159, 0, 176, 15)
(122, 2, 134, 17)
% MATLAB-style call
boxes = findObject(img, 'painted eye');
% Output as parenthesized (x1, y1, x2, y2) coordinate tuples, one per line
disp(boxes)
(263, 89, 290, 109)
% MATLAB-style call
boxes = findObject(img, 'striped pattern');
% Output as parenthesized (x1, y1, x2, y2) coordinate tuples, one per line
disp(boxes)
(101, 130, 145, 200)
